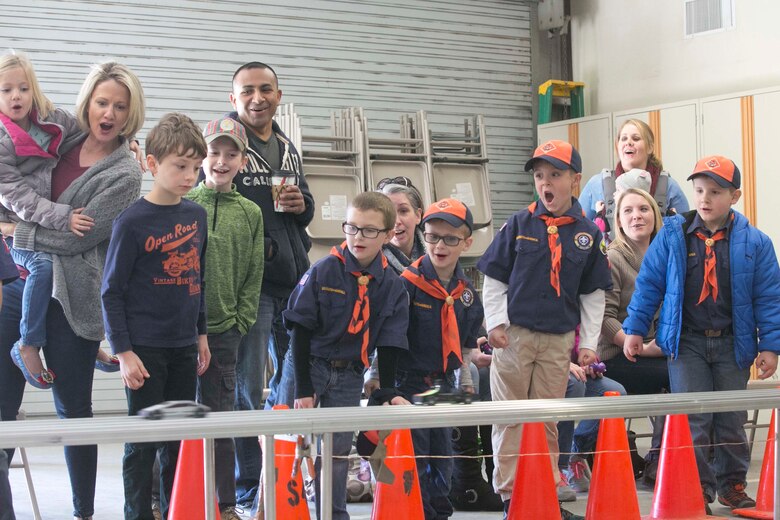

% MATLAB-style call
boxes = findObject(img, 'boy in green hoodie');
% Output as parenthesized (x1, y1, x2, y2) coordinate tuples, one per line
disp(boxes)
(186, 116, 264, 518)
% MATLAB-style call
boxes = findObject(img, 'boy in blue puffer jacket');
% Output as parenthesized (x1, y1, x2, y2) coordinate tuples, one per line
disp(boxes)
(623, 155, 780, 513)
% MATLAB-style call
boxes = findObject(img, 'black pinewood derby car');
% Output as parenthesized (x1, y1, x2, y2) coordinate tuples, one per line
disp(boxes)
(413, 385, 473, 405)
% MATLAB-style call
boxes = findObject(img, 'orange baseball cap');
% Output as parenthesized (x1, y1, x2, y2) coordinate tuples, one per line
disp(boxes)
(525, 139, 582, 173)
(422, 198, 473, 232)
(687, 155, 741, 189)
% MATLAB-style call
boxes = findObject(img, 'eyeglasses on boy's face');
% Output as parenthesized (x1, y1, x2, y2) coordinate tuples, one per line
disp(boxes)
(342, 222, 390, 239)
(423, 233, 465, 246)
(376, 176, 414, 190)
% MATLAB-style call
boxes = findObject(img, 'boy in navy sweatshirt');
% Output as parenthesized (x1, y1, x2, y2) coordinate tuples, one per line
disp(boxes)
(101, 113, 210, 520)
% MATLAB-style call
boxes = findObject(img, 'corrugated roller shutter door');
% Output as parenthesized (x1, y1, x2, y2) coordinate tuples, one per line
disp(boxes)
(3, 0, 532, 415)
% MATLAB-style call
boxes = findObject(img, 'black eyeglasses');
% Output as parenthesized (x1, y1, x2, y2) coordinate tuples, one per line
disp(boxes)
(423, 233, 464, 246)
(342, 222, 389, 239)
(376, 176, 414, 190)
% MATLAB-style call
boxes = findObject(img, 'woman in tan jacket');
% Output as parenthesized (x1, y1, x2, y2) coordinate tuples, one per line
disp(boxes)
(597, 187, 668, 486)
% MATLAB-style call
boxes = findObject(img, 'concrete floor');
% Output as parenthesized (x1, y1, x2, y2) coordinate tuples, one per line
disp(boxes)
(8, 412, 772, 519)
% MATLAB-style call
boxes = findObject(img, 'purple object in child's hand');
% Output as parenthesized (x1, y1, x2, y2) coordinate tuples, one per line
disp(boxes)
(589, 362, 606, 374)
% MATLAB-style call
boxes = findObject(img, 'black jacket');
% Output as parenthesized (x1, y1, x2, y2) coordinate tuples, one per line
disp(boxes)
(228, 114, 314, 298)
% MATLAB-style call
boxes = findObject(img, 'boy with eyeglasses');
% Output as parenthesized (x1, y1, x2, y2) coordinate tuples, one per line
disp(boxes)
(397, 197, 482, 519)
(281, 191, 409, 519)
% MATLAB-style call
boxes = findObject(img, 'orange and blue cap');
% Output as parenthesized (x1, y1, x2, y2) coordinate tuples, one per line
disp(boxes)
(525, 139, 582, 173)
(203, 117, 248, 152)
(687, 155, 740, 189)
(421, 198, 473, 232)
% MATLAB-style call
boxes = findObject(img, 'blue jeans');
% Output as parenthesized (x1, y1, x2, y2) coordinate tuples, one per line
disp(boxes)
(398, 370, 455, 520)
(667, 332, 751, 499)
(558, 374, 626, 468)
(7, 241, 52, 347)
(0, 279, 99, 518)
(261, 294, 292, 410)
(234, 294, 289, 505)
(463, 361, 493, 403)
(198, 327, 241, 509)
(308, 357, 365, 520)
(274, 347, 297, 410)
(123, 344, 198, 520)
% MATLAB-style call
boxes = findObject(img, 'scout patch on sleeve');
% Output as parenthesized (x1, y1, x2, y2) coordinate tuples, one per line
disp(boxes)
(460, 288, 474, 307)
(574, 232, 594, 250)
(599, 238, 607, 255)
(299, 273, 310, 285)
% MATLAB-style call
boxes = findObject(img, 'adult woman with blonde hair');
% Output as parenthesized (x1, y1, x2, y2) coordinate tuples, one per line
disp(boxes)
(0, 60, 144, 519)
(597, 187, 668, 485)
(579, 118, 689, 221)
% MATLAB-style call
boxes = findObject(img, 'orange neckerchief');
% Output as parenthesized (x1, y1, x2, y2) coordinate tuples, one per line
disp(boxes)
(529, 202, 577, 297)
(695, 229, 728, 304)
(330, 242, 387, 367)
(401, 257, 466, 371)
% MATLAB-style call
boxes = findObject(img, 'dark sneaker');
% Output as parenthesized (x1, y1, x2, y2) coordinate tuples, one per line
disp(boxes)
(642, 458, 658, 487)
(560, 504, 585, 520)
(502, 498, 584, 519)
(450, 478, 503, 511)
(220, 507, 244, 520)
(702, 491, 714, 515)
(718, 483, 756, 509)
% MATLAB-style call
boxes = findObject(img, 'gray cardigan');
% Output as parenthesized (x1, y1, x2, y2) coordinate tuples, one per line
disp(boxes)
(13, 140, 141, 341)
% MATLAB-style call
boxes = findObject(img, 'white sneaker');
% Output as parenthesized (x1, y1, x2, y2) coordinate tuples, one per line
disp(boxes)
(564, 455, 591, 493)
(557, 471, 577, 502)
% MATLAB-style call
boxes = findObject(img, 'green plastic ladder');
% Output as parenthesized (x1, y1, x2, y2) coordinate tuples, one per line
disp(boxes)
(538, 80, 585, 124)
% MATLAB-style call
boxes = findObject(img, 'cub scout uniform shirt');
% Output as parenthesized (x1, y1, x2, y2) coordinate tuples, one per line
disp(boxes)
(477, 199, 611, 334)
(400, 255, 484, 374)
(282, 243, 409, 362)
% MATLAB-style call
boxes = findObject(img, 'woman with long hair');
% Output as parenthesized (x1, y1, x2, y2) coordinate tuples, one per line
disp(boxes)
(598, 187, 669, 485)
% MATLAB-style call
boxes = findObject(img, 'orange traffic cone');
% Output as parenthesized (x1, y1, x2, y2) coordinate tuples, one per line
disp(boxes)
(506, 422, 560, 519)
(371, 429, 424, 520)
(168, 439, 220, 520)
(265, 404, 311, 520)
(643, 414, 727, 519)
(734, 410, 776, 519)
(586, 391, 641, 519)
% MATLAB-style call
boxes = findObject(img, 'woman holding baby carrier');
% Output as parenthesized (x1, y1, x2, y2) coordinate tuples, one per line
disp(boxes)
(578, 118, 689, 223)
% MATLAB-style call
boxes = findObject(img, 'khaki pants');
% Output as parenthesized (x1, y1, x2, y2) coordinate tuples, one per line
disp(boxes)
(490, 325, 574, 500)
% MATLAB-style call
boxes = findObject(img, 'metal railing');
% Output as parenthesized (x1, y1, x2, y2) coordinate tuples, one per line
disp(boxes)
(2, 389, 779, 519)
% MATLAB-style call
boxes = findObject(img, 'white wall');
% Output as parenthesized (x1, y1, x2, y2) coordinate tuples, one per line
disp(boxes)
(571, 0, 780, 114)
